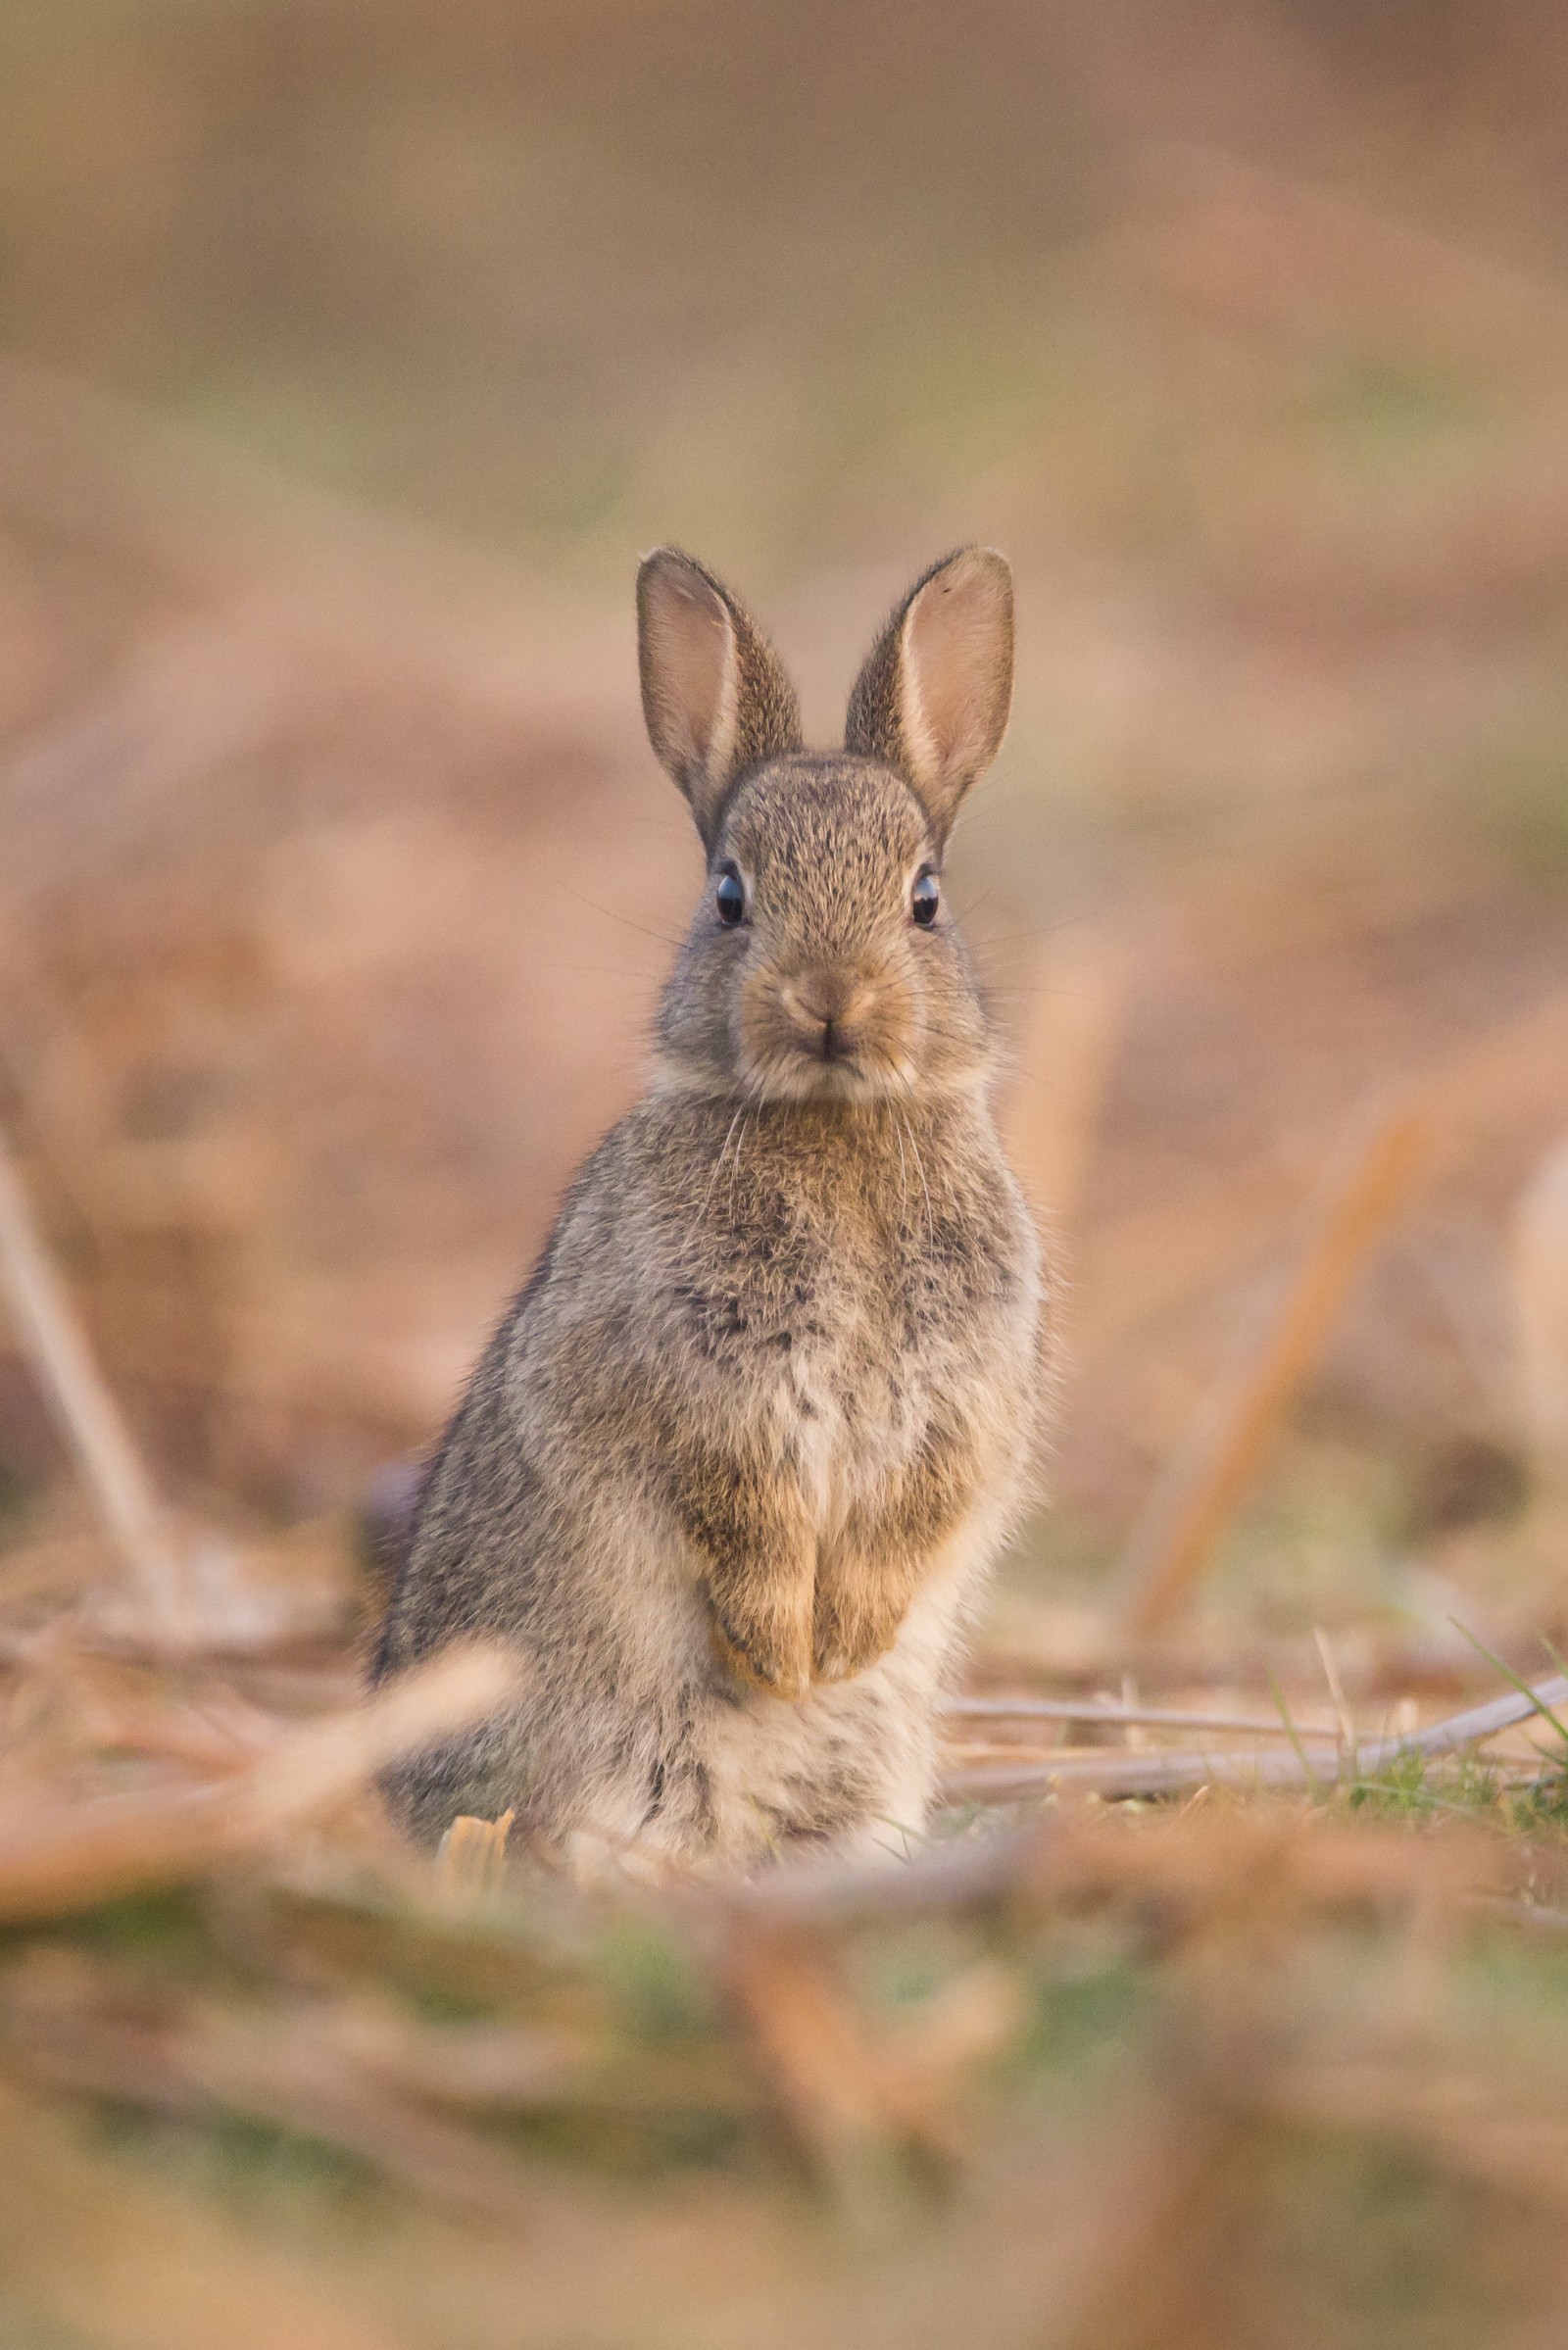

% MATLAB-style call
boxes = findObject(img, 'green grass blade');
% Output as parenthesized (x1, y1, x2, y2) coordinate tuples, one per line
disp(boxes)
(1449, 1621, 1568, 1756)
(1267, 1666, 1323, 1799)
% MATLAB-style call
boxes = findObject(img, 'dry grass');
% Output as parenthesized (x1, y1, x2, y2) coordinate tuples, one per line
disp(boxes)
(4, 6, 1568, 2339)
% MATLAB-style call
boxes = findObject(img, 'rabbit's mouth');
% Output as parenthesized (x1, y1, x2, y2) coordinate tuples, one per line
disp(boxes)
(745, 1046, 914, 1104)
(736, 971, 919, 1102)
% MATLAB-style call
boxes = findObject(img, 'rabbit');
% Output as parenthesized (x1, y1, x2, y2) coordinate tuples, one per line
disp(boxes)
(372, 545, 1049, 1868)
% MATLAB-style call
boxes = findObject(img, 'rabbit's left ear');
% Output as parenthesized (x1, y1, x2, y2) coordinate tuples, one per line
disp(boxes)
(845, 547, 1013, 849)
(637, 548, 803, 850)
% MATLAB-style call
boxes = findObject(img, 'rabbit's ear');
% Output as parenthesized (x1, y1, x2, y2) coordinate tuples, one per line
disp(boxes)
(845, 548, 1013, 847)
(637, 549, 803, 848)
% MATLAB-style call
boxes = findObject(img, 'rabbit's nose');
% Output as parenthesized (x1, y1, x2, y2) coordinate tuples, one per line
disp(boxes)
(782, 970, 868, 1024)
(780, 970, 872, 1059)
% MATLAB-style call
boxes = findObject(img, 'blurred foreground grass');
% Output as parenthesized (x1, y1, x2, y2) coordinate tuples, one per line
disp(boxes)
(4, 2, 1568, 2342)
(9, 1720, 1568, 2348)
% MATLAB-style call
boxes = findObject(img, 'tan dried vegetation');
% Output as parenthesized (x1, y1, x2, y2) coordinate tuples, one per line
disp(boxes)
(5, 4, 1568, 2340)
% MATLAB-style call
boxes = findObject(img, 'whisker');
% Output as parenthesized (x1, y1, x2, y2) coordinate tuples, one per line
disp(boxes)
(897, 1099, 935, 1248)
(554, 965, 671, 983)
(963, 915, 1100, 952)
(729, 1109, 753, 1223)
(950, 876, 1003, 927)
(702, 1102, 747, 1219)
(909, 1012, 1074, 1100)
(891, 1106, 909, 1230)
(977, 985, 1108, 1001)
(547, 875, 685, 951)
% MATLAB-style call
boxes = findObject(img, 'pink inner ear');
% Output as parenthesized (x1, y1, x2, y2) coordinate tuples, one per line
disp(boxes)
(905, 559, 1011, 778)
(649, 573, 731, 770)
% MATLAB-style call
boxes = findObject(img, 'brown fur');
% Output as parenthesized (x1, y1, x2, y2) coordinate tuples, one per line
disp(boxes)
(373, 548, 1049, 1869)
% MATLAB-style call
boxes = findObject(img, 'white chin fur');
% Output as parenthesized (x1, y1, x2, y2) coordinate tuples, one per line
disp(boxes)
(741, 1051, 917, 1105)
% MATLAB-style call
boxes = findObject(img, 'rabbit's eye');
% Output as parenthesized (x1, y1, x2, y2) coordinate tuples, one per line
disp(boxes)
(715, 865, 747, 926)
(910, 870, 940, 927)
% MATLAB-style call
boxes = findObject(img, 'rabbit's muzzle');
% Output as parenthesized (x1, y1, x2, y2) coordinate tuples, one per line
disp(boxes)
(778, 968, 874, 1063)
(735, 949, 920, 1102)
(736, 958, 918, 1101)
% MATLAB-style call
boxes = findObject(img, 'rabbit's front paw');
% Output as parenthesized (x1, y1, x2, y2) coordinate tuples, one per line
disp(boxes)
(810, 1578, 903, 1684)
(707, 1589, 812, 1703)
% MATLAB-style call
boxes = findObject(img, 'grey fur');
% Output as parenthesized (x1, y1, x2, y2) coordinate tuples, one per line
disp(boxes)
(373, 548, 1049, 1869)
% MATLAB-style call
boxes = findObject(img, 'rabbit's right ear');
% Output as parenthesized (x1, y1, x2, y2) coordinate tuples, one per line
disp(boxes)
(637, 549, 803, 849)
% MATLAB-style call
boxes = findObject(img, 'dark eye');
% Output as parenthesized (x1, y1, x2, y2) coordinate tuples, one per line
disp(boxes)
(715, 865, 747, 926)
(910, 869, 940, 927)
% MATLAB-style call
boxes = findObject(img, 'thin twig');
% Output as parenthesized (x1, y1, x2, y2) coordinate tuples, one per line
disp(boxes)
(712, 1825, 1046, 1932)
(1112, 1103, 1429, 1640)
(942, 1671, 1568, 1804)
(724, 1931, 956, 2189)
(1313, 1627, 1357, 1755)
(946, 1695, 1342, 1738)
(0, 1642, 521, 1922)
(0, 1119, 186, 1632)
(436, 1810, 515, 1900)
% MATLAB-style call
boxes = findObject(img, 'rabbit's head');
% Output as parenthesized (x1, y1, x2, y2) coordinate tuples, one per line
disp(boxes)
(638, 547, 1012, 1105)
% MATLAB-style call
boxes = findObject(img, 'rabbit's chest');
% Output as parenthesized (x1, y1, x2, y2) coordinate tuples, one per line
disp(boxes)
(669, 1110, 1035, 1519)
(739, 1208, 1001, 1510)
(775, 1277, 916, 1494)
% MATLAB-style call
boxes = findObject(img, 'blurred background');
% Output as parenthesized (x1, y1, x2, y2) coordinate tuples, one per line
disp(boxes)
(4, 0, 1567, 1627)
(4, 5, 1568, 2343)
